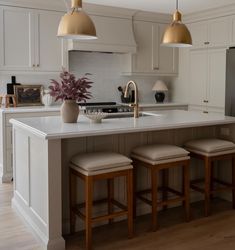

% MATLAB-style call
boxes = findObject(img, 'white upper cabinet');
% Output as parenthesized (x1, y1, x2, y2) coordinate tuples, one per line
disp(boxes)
(0, 6, 66, 72)
(0, 7, 35, 71)
(189, 16, 231, 49)
(123, 20, 178, 76)
(35, 10, 66, 72)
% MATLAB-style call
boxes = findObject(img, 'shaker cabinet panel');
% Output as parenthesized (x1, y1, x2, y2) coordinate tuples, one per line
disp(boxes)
(132, 21, 154, 73)
(0, 7, 35, 70)
(189, 21, 208, 48)
(189, 50, 208, 106)
(36, 10, 65, 72)
(208, 49, 226, 108)
(0, 6, 66, 72)
(207, 17, 230, 47)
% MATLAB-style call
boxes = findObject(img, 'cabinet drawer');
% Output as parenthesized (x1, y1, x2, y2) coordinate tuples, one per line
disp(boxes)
(6, 111, 59, 126)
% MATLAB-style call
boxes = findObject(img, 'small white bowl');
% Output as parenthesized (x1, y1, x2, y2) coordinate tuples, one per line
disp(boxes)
(84, 112, 108, 123)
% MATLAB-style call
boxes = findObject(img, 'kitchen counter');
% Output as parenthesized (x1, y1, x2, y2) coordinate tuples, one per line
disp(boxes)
(10, 110, 235, 250)
(138, 102, 188, 108)
(0, 105, 61, 113)
(10, 110, 235, 140)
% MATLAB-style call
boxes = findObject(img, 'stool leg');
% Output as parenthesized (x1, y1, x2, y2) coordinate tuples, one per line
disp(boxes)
(204, 157, 211, 217)
(232, 157, 235, 209)
(69, 170, 76, 234)
(183, 161, 190, 222)
(162, 169, 169, 210)
(85, 176, 93, 250)
(151, 168, 158, 231)
(127, 169, 133, 238)
(210, 162, 214, 199)
(133, 161, 137, 218)
(107, 178, 114, 224)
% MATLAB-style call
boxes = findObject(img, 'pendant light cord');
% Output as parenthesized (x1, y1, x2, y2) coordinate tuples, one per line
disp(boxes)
(176, 0, 179, 10)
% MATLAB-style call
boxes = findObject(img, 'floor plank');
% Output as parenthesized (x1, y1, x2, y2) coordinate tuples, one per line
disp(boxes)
(1, 181, 235, 250)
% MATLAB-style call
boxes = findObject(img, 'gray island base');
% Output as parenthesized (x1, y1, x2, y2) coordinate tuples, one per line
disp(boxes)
(10, 110, 235, 250)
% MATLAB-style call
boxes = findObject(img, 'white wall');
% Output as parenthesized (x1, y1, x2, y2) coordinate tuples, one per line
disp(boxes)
(69, 51, 174, 103)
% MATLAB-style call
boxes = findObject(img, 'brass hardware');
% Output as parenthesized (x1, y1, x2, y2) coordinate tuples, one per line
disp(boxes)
(204, 42, 210, 45)
(33, 64, 35, 67)
(37, 64, 39, 67)
(203, 111, 209, 114)
(161, 0, 192, 47)
(154, 67, 159, 70)
(203, 100, 209, 103)
(124, 81, 139, 118)
(57, 0, 97, 40)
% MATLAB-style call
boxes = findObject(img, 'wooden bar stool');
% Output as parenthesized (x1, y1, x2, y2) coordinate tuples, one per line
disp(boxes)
(185, 138, 235, 216)
(69, 152, 133, 250)
(131, 144, 190, 231)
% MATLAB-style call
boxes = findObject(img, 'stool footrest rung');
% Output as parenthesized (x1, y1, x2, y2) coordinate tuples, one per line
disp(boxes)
(92, 211, 128, 223)
(137, 187, 183, 198)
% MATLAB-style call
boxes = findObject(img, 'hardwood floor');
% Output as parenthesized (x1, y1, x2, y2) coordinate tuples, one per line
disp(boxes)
(1, 181, 235, 250)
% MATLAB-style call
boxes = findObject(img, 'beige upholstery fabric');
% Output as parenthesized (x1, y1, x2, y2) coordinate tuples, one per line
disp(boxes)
(131, 144, 189, 162)
(131, 154, 190, 165)
(70, 152, 132, 173)
(185, 139, 235, 154)
(70, 163, 133, 176)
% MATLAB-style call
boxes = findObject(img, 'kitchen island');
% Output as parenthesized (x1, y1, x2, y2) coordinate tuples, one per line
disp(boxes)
(10, 110, 235, 250)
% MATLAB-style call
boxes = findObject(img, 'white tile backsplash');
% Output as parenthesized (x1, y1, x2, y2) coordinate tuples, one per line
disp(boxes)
(69, 51, 173, 103)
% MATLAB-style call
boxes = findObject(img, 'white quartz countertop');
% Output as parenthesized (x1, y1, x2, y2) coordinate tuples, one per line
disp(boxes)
(10, 110, 235, 140)
(0, 105, 61, 113)
(138, 102, 188, 108)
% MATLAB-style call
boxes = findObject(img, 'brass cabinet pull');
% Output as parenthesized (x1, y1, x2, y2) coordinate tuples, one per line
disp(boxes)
(203, 111, 209, 114)
(154, 67, 159, 70)
(33, 64, 35, 67)
(203, 100, 209, 103)
(37, 64, 39, 67)
(204, 42, 210, 45)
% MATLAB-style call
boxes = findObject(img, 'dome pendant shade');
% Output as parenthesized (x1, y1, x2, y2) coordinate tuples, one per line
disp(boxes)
(57, 0, 97, 40)
(161, 9, 192, 47)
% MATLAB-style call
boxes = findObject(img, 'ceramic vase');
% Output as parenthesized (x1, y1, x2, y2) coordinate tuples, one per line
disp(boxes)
(61, 100, 79, 123)
(42, 89, 53, 106)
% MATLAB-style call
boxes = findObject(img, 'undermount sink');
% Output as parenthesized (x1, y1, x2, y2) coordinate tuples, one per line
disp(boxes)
(105, 112, 153, 119)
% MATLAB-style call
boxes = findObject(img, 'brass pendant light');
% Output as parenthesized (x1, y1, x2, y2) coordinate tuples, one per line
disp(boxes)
(161, 0, 192, 47)
(58, 0, 97, 40)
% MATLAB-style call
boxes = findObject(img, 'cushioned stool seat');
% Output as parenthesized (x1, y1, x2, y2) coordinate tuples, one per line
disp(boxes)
(132, 144, 190, 164)
(185, 138, 235, 157)
(131, 144, 191, 231)
(70, 152, 133, 176)
(184, 138, 235, 216)
(69, 152, 133, 250)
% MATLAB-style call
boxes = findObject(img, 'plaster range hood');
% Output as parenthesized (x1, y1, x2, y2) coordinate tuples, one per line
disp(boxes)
(67, 14, 137, 54)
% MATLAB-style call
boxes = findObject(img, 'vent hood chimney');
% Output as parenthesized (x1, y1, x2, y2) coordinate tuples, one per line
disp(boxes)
(67, 4, 137, 54)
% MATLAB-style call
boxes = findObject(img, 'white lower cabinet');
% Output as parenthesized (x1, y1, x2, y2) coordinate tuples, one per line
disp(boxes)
(0, 108, 60, 183)
(0, 6, 67, 72)
(189, 48, 226, 112)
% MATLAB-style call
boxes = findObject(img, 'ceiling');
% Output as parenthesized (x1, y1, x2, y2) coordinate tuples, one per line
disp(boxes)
(83, 0, 235, 14)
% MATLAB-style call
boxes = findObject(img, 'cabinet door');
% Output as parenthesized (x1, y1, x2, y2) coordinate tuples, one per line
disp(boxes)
(189, 50, 208, 106)
(132, 21, 155, 73)
(208, 17, 230, 47)
(158, 24, 178, 74)
(0, 7, 35, 70)
(207, 48, 226, 108)
(35, 10, 66, 72)
(189, 21, 208, 49)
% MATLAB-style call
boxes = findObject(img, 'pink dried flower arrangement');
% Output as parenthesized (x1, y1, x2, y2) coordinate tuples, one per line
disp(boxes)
(49, 68, 93, 102)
